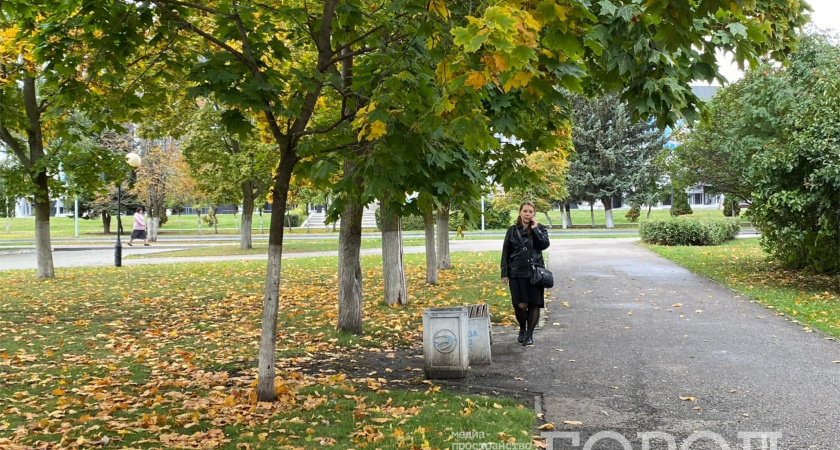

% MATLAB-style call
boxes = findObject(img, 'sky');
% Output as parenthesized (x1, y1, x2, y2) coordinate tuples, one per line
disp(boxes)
(714, 0, 840, 84)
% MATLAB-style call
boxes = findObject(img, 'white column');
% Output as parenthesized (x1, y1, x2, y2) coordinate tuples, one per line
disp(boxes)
(480, 196, 485, 231)
(74, 196, 79, 238)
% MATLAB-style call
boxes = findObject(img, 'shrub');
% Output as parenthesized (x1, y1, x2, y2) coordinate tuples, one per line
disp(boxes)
(639, 217, 740, 246)
(625, 203, 641, 222)
(484, 207, 511, 229)
(283, 212, 300, 228)
(671, 192, 693, 216)
(374, 209, 425, 231)
(722, 198, 741, 217)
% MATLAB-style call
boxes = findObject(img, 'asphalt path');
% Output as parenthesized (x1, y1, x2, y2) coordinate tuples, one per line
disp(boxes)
(465, 238, 840, 449)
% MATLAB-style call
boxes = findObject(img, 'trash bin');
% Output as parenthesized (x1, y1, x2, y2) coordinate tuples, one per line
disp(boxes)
(423, 306, 470, 378)
(467, 304, 492, 366)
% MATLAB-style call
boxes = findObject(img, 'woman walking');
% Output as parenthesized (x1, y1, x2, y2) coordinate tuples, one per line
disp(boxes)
(127, 207, 149, 246)
(500, 201, 550, 346)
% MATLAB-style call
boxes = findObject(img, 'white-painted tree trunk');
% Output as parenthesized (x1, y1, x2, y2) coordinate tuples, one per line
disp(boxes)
(564, 203, 572, 228)
(34, 195, 55, 279)
(436, 206, 451, 270)
(241, 187, 255, 249)
(256, 155, 296, 403)
(602, 197, 614, 229)
(149, 217, 160, 241)
(424, 211, 437, 285)
(381, 210, 406, 306)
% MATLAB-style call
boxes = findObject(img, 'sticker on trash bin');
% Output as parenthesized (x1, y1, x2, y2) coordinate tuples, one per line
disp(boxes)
(433, 329, 458, 353)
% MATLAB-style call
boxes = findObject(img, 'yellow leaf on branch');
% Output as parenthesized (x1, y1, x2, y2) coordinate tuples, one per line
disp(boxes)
(465, 71, 487, 90)
(503, 71, 534, 92)
(367, 120, 387, 140)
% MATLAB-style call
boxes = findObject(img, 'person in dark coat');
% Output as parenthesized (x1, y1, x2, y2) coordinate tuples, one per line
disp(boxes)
(501, 201, 550, 346)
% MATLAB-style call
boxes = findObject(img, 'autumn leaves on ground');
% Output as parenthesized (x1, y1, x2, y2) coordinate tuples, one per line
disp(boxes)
(0, 252, 535, 449)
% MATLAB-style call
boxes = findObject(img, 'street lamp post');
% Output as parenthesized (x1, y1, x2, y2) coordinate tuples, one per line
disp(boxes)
(115, 152, 142, 267)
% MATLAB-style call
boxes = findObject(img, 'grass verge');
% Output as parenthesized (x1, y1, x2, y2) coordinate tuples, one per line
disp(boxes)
(0, 252, 536, 449)
(641, 238, 840, 337)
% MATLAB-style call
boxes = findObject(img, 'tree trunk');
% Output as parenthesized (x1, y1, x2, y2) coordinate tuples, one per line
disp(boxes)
(102, 212, 112, 234)
(149, 217, 160, 241)
(647, 205, 653, 219)
(33, 176, 55, 279)
(602, 197, 614, 229)
(241, 183, 255, 249)
(424, 210, 437, 285)
(337, 159, 365, 334)
(17, 75, 54, 278)
(197, 210, 202, 235)
(590, 204, 595, 226)
(381, 204, 406, 306)
(256, 155, 295, 402)
(564, 202, 572, 228)
(436, 205, 451, 270)
(544, 211, 553, 228)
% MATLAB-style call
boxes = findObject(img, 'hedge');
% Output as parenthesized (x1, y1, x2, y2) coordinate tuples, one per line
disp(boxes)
(639, 217, 740, 246)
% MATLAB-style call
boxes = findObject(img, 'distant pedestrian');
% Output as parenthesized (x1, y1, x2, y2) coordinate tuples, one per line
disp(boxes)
(127, 207, 149, 246)
(500, 201, 550, 346)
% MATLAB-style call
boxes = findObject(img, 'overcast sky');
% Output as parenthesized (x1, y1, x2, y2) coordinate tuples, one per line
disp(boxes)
(715, 0, 840, 84)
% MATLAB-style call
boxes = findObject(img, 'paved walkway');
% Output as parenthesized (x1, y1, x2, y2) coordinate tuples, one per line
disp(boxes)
(467, 239, 840, 449)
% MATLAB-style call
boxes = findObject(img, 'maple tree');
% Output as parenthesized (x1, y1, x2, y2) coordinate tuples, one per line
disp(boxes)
(6, 0, 810, 401)
(181, 104, 277, 249)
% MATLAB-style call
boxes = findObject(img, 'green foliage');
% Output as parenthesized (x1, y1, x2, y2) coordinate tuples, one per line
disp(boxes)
(639, 217, 740, 246)
(484, 206, 511, 230)
(670, 192, 693, 216)
(181, 105, 275, 207)
(625, 203, 641, 222)
(722, 198, 741, 217)
(283, 213, 300, 228)
(568, 94, 667, 209)
(745, 34, 840, 274)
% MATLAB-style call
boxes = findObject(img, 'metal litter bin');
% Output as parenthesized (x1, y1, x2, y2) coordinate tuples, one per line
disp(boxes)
(467, 304, 492, 366)
(423, 306, 469, 378)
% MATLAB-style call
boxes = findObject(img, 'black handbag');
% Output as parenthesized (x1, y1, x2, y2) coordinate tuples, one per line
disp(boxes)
(514, 226, 554, 289)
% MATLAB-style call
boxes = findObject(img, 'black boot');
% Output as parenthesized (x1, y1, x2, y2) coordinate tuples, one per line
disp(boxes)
(517, 329, 526, 343)
(522, 333, 534, 346)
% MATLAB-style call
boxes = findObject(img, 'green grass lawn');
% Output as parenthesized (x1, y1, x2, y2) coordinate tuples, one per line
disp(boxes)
(0, 252, 536, 449)
(642, 238, 840, 337)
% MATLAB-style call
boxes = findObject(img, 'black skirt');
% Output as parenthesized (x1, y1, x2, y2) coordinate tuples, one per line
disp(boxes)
(509, 277, 544, 308)
(130, 230, 147, 239)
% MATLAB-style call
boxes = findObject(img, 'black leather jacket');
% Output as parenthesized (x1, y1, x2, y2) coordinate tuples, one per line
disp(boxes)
(500, 224, 550, 278)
